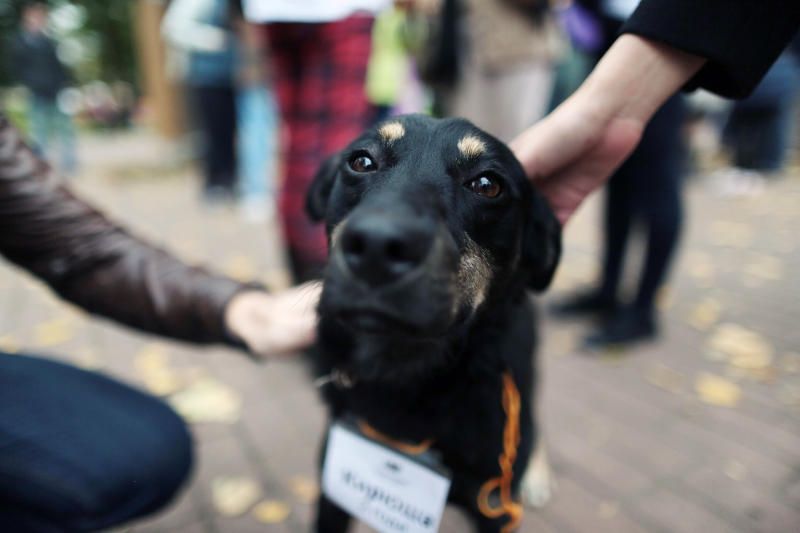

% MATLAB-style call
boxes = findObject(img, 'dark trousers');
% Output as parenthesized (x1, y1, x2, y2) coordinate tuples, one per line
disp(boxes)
(598, 95, 687, 314)
(0, 353, 193, 532)
(191, 85, 237, 193)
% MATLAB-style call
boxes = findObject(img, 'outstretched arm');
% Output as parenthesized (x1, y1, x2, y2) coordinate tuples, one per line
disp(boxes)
(0, 114, 317, 357)
(511, 34, 704, 224)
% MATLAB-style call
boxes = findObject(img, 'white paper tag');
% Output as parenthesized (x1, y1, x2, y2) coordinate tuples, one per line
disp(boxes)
(322, 422, 451, 533)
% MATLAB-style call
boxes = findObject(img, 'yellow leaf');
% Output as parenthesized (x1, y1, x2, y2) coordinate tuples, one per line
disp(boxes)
(211, 476, 262, 517)
(252, 500, 291, 523)
(288, 476, 319, 503)
(707, 323, 773, 363)
(0, 334, 20, 354)
(688, 298, 722, 331)
(34, 318, 73, 347)
(695, 373, 741, 407)
(167, 378, 241, 423)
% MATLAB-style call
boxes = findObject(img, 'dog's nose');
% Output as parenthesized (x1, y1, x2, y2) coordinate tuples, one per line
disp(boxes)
(340, 212, 434, 286)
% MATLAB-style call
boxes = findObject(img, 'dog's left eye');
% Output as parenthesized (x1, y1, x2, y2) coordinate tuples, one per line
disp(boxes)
(465, 176, 502, 198)
(348, 153, 377, 173)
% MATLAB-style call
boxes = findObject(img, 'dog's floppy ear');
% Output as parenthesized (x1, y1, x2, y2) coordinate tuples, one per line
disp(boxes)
(523, 192, 562, 292)
(306, 153, 341, 222)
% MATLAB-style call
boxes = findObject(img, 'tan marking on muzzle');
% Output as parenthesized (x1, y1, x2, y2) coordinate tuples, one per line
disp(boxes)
(457, 135, 487, 158)
(456, 236, 492, 310)
(378, 121, 405, 142)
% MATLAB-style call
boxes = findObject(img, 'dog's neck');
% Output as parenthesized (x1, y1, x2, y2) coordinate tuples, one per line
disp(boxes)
(316, 290, 524, 390)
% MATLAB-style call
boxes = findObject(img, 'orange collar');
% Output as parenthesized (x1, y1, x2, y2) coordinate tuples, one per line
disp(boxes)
(358, 420, 435, 456)
(358, 370, 523, 532)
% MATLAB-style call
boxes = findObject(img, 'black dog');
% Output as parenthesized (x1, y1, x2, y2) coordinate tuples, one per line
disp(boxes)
(307, 115, 560, 533)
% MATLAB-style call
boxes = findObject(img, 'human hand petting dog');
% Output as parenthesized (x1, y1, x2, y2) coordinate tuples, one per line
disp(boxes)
(511, 35, 704, 225)
(225, 282, 321, 359)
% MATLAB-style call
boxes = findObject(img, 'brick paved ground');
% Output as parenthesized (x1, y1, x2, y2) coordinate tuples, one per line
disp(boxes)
(1, 130, 798, 533)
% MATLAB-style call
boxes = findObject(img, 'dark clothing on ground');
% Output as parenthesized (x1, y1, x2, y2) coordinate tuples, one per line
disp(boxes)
(0, 113, 249, 529)
(0, 353, 192, 532)
(8, 32, 70, 100)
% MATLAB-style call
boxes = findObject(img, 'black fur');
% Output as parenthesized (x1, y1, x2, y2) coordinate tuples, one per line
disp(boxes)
(308, 115, 560, 532)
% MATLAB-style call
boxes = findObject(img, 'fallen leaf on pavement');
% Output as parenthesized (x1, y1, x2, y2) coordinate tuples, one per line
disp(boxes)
(723, 460, 747, 481)
(0, 334, 20, 353)
(695, 373, 741, 407)
(707, 323, 773, 364)
(34, 318, 73, 347)
(167, 378, 242, 423)
(252, 500, 291, 523)
(288, 476, 319, 503)
(688, 298, 722, 331)
(134, 344, 185, 396)
(645, 364, 686, 394)
(211, 476, 262, 517)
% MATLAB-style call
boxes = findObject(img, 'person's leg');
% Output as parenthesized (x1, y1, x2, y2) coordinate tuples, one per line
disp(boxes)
(597, 165, 635, 303)
(204, 85, 238, 193)
(265, 23, 317, 280)
(276, 17, 374, 282)
(0, 353, 193, 531)
(27, 96, 49, 157)
(632, 95, 687, 315)
(550, 155, 633, 318)
(584, 95, 686, 347)
(237, 85, 278, 202)
(55, 105, 77, 176)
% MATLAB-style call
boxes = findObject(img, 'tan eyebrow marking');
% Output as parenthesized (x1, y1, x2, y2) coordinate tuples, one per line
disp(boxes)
(378, 121, 405, 142)
(457, 135, 487, 158)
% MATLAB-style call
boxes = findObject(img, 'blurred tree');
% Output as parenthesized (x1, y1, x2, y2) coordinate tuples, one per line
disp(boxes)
(0, 0, 138, 88)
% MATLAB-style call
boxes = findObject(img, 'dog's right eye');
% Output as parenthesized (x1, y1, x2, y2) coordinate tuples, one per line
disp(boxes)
(348, 153, 377, 173)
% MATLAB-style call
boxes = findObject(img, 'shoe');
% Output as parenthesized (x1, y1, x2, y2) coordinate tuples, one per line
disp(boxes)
(583, 308, 657, 350)
(550, 290, 617, 319)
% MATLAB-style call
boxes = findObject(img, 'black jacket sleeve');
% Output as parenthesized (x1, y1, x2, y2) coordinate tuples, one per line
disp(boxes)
(622, 0, 800, 98)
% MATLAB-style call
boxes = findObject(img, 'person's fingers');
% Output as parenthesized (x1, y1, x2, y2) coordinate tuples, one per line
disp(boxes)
(536, 117, 644, 224)
(510, 104, 606, 180)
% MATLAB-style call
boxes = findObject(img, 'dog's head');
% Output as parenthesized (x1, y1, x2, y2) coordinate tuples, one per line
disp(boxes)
(308, 115, 560, 381)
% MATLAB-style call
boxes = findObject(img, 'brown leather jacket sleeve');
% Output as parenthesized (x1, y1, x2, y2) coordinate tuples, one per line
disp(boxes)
(0, 114, 251, 345)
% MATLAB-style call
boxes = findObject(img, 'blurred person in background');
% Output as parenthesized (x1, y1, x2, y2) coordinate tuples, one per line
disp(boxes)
(549, 0, 689, 350)
(712, 38, 800, 196)
(433, 0, 565, 142)
(8, 1, 77, 176)
(162, 0, 239, 204)
(232, 5, 279, 223)
(365, 4, 414, 124)
(242, 0, 390, 283)
(0, 112, 318, 531)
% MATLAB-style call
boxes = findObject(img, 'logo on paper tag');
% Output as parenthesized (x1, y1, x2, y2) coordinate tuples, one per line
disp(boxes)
(322, 422, 451, 533)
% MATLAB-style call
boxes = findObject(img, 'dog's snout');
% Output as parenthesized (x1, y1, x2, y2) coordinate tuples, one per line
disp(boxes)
(340, 212, 434, 287)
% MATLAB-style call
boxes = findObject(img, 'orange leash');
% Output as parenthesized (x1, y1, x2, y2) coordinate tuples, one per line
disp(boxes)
(358, 420, 435, 456)
(477, 371, 523, 533)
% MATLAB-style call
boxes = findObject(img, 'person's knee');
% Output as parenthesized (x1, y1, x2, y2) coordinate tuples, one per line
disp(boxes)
(70, 400, 194, 529)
